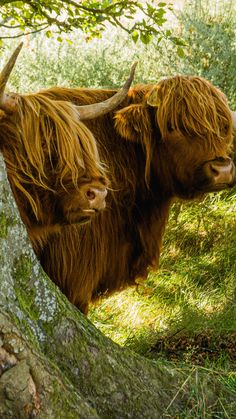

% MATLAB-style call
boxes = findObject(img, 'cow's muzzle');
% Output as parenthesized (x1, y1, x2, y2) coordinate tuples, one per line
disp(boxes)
(200, 157, 236, 191)
(83, 185, 108, 212)
(60, 180, 108, 225)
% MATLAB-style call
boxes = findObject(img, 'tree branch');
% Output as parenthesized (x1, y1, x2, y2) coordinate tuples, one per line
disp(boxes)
(0, 1, 174, 45)
(0, 24, 50, 39)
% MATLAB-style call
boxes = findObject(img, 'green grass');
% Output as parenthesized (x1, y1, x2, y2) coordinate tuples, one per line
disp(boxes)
(89, 191, 236, 413)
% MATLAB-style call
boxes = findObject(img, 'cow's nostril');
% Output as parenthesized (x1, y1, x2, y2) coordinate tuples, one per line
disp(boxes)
(209, 164, 219, 176)
(203, 158, 235, 187)
(86, 189, 96, 201)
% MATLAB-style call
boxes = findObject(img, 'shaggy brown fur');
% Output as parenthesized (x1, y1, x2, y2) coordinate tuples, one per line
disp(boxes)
(30, 75, 235, 314)
(3, 76, 236, 313)
(0, 93, 108, 250)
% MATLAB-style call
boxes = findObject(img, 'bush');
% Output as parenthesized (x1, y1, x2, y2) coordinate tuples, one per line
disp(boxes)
(177, 0, 236, 107)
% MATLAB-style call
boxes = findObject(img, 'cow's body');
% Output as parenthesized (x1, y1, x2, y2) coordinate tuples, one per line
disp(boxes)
(35, 78, 235, 313)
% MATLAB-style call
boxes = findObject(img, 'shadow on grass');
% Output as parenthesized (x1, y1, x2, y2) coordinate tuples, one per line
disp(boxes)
(89, 193, 236, 371)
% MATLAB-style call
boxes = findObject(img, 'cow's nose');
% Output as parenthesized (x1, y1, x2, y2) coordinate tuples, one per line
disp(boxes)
(85, 186, 108, 210)
(204, 158, 236, 185)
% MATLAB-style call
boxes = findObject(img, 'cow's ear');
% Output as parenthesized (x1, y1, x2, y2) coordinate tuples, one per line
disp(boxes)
(115, 103, 153, 183)
(114, 104, 151, 142)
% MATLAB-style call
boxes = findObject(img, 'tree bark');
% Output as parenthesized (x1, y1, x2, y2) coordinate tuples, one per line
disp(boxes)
(0, 156, 235, 418)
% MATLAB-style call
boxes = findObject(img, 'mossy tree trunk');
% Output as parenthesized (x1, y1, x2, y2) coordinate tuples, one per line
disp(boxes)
(0, 156, 235, 418)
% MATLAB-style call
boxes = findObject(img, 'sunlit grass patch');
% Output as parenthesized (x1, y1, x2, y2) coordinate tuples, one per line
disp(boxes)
(88, 191, 236, 417)
(89, 192, 236, 367)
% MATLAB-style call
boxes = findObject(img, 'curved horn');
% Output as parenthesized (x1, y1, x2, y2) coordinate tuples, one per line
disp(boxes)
(0, 43, 23, 111)
(76, 62, 138, 121)
(231, 110, 236, 131)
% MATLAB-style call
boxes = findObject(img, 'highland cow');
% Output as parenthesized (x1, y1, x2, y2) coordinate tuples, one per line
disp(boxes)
(38, 75, 236, 313)
(1, 45, 236, 314)
(0, 44, 135, 250)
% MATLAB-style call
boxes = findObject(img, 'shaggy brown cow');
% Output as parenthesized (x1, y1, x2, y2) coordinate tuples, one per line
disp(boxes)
(35, 75, 236, 313)
(2, 46, 236, 314)
(0, 44, 135, 250)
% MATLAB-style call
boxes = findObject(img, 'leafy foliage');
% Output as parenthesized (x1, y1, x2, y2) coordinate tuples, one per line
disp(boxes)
(2, 28, 180, 94)
(0, 0, 175, 45)
(177, 0, 236, 107)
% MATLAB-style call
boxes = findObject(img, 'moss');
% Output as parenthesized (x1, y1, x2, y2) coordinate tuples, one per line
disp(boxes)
(12, 255, 41, 324)
(0, 314, 99, 419)
(12, 254, 33, 283)
(0, 214, 8, 238)
(0, 213, 16, 238)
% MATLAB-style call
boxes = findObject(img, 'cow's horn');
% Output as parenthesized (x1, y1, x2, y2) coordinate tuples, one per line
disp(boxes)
(76, 62, 137, 121)
(231, 110, 236, 131)
(0, 43, 23, 111)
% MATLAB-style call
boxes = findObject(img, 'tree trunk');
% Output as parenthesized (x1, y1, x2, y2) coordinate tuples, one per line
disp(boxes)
(0, 156, 235, 418)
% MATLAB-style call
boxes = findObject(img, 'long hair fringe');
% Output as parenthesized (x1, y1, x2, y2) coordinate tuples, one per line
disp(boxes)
(148, 76, 232, 148)
(1, 93, 106, 219)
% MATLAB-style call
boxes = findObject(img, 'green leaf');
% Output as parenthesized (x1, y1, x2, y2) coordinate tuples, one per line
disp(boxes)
(155, 7, 165, 18)
(172, 36, 187, 46)
(57, 36, 63, 42)
(147, 4, 155, 14)
(46, 30, 52, 38)
(140, 32, 152, 44)
(132, 30, 139, 43)
(177, 46, 185, 58)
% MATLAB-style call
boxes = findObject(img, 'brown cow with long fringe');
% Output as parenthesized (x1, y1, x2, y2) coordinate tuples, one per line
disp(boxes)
(37, 76, 236, 313)
(0, 45, 135, 250)
(1, 46, 236, 314)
